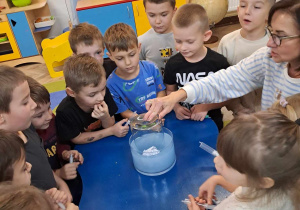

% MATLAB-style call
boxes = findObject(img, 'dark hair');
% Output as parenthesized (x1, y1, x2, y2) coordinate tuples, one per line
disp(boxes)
(0, 129, 25, 182)
(217, 111, 300, 206)
(143, 0, 175, 9)
(0, 66, 27, 113)
(268, 0, 300, 31)
(0, 182, 54, 210)
(172, 3, 209, 32)
(69, 22, 104, 53)
(63, 53, 105, 93)
(27, 77, 50, 108)
(104, 23, 138, 53)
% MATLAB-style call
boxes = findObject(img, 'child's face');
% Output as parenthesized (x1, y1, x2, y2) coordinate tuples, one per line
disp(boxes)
(76, 41, 105, 65)
(173, 22, 209, 62)
(237, 0, 271, 33)
(267, 11, 300, 65)
(108, 45, 141, 78)
(72, 77, 107, 112)
(1, 81, 37, 131)
(12, 154, 32, 186)
(214, 155, 248, 187)
(145, 1, 176, 34)
(31, 102, 53, 130)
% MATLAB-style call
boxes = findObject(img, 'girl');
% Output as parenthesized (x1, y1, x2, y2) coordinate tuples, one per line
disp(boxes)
(144, 0, 300, 121)
(188, 111, 300, 209)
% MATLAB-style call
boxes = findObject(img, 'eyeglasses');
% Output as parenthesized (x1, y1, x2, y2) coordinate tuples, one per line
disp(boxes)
(266, 26, 300, 46)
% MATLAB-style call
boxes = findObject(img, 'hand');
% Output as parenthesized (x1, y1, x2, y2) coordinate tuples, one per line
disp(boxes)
(66, 202, 79, 210)
(45, 188, 68, 205)
(190, 104, 208, 121)
(62, 150, 84, 164)
(57, 162, 80, 180)
(112, 119, 129, 137)
(92, 101, 110, 120)
(186, 195, 205, 210)
(198, 175, 220, 205)
(173, 104, 191, 120)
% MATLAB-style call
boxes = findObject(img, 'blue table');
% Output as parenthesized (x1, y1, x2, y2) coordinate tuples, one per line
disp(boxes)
(76, 111, 219, 210)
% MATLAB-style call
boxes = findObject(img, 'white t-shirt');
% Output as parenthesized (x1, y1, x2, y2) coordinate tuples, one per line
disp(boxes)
(215, 187, 294, 210)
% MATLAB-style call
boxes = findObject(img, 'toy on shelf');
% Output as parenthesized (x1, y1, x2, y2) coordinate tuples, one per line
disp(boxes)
(11, 0, 32, 7)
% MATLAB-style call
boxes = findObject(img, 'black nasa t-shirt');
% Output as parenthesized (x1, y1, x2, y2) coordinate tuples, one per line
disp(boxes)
(55, 87, 118, 148)
(164, 48, 230, 130)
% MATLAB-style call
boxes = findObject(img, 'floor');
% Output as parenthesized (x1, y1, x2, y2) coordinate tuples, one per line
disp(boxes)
(0, 21, 241, 121)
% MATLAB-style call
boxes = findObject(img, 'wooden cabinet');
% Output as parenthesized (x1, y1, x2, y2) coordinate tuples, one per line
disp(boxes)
(132, 0, 187, 36)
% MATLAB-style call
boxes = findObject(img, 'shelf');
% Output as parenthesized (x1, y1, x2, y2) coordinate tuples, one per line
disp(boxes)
(76, 0, 134, 11)
(0, 0, 46, 14)
(0, 40, 9, 44)
(33, 25, 51, 33)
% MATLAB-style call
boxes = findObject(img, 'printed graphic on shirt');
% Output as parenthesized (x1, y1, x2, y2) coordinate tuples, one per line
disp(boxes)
(85, 120, 101, 132)
(176, 71, 214, 86)
(46, 142, 57, 157)
(160, 47, 174, 77)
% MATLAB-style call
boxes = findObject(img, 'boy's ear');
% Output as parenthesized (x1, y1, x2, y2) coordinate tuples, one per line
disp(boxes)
(203, 30, 213, 42)
(106, 51, 114, 61)
(0, 114, 5, 125)
(260, 177, 274, 189)
(66, 87, 76, 98)
(138, 42, 142, 53)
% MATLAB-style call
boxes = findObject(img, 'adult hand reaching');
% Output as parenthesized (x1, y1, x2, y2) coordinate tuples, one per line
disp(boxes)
(144, 89, 188, 121)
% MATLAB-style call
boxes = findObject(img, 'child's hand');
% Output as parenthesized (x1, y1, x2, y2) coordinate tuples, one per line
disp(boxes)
(190, 104, 208, 121)
(57, 162, 80, 180)
(112, 119, 129, 137)
(66, 202, 79, 210)
(198, 175, 220, 205)
(45, 188, 68, 205)
(92, 101, 110, 120)
(174, 104, 191, 120)
(62, 150, 84, 164)
(186, 195, 205, 210)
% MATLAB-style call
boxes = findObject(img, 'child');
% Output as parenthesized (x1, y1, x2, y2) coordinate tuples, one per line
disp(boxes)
(144, 0, 300, 122)
(69, 22, 117, 77)
(187, 111, 300, 209)
(55, 54, 129, 146)
(104, 23, 166, 119)
(28, 76, 83, 205)
(0, 66, 71, 200)
(0, 183, 79, 210)
(163, 3, 230, 130)
(0, 129, 73, 209)
(218, 0, 275, 116)
(138, 0, 178, 75)
(196, 92, 300, 205)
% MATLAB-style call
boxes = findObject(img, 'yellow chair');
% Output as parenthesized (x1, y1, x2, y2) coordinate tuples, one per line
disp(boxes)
(41, 31, 72, 78)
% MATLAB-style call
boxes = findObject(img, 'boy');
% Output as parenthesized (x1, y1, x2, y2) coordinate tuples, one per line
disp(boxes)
(69, 22, 117, 77)
(104, 23, 166, 119)
(55, 54, 129, 147)
(138, 0, 178, 75)
(0, 66, 72, 199)
(163, 4, 230, 131)
(28, 76, 83, 205)
(218, 0, 275, 116)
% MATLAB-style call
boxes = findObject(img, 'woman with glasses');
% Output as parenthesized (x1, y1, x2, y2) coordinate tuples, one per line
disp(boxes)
(144, 0, 300, 121)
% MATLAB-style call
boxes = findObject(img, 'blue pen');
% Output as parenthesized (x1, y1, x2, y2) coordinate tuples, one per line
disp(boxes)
(199, 141, 219, 156)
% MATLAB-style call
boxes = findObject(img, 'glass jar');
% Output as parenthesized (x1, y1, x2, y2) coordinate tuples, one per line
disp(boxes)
(129, 114, 176, 176)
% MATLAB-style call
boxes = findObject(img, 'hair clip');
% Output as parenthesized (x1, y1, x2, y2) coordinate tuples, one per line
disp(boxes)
(295, 118, 300, 126)
(279, 97, 288, 108)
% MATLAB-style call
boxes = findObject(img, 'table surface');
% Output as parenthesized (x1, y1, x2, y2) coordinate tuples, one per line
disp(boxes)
(76, 111, 219, 210)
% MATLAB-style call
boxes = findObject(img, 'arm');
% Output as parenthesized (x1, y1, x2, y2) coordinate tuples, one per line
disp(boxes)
(53, 171, 72, 202)
(157, 90, 166, 98)
(91, 102, 115, 128)
(120, 109, 135, 119)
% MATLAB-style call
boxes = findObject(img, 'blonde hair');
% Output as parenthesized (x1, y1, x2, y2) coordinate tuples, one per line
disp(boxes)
(270, 93, 300, 121)
(0, 182, 54, 210)
(218, 111, 300, 208)
(172, 3, 209, 32)
(63, 54, 106, 93)
(69, 23, 104, 53)
(104, 23, 138, 53)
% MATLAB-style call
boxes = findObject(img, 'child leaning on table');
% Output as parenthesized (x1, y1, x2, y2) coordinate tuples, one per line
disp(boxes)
(187, 111, 300, 210)
(0, 66, 72, 201)
(194, 93, 300, 206)
(218, 0, 275, 116)
(55, 54, 129, 147)
(0, 129, 77, 209)
(27, 76, 83, 205)
(104, 23, 166, 119)
(69, 22, 117, 78)
(138, 0, 178, 75)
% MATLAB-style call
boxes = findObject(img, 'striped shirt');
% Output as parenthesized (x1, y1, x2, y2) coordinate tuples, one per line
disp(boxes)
(182, 47, 300, 110)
